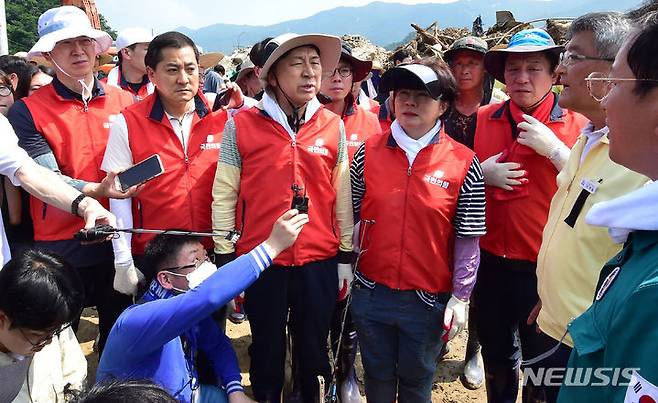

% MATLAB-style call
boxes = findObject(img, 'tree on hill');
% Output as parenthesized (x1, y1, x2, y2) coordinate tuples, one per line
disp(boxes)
(6, 0, 117, 54)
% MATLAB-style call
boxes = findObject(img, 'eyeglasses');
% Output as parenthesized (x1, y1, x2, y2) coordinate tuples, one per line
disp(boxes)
(328, 67, 353, 78)
(0, 85, 12, 97)
(559, 51, 614, 67)
(163, 256, 212, 273)
(56, 37, 96, 50)
(19, 325, 70, 351)
(585, 71, 658, 101)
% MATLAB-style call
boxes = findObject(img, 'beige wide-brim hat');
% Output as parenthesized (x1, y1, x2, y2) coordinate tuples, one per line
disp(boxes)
(28, 6, 112, 57)
(199, 52, 224, 69)
(236, 59, 255, 82)
(259, 33, 341, 85)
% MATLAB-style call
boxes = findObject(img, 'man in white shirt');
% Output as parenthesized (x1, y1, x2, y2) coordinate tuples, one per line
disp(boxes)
(0, 114, 114, 265)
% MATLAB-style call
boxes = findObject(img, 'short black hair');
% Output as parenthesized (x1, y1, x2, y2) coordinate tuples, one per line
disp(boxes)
(249, 37, 273, 67)
(143, 232, 202, 279)
(145, 31, 199, 70)
(0, 55, 37, 99)
(392, 49, 412, 64)
(0, 249, 84, 331)
(627, 13, 658, 97)
(0, 69, 13, 90)
(73, 380, 177, 403)
(38, 64, 56, 78)
(117, 43, 137, 66)
(213, 64, 225, 75)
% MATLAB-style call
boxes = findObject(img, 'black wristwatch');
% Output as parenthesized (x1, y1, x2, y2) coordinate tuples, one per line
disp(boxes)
(71, 194, 87, 217)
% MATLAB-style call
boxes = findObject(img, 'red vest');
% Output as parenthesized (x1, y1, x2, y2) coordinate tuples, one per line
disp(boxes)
(342, 105, 382, 162)
(122, 93, 228, 255)
(233, 107, 342, 266)
(473, 96, 588, 261)
(23, 82, 133, 241)
(359, 128, 474, 293)
(368, 99, 381, 117)
(104, 66, 154, 101)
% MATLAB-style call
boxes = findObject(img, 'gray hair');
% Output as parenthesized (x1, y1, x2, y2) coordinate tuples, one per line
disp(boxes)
(568, 12, 632, 60)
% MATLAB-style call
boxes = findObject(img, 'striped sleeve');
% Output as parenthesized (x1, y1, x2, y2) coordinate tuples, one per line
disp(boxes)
(212, 119, 242, 254)
(350, 142, 366, 221)
(225, 380, 244, 395)
(453, 156, 486, 237)
(249, 243, 274, 272)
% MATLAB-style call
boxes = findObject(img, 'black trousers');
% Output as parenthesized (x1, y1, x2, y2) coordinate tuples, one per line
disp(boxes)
(473, 250, 548, 402)
(74, 262, 132, 354)
(245, 257, 338, 403)
(527, 331, 573, 403)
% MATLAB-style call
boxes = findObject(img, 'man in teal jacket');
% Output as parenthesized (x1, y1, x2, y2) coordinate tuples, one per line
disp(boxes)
(557, 14, 658, 403)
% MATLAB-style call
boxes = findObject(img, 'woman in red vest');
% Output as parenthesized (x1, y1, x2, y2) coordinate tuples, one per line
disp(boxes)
(318, 42, 381, 403)
(349, 59, 486, 403)
(472, 29, 587, 402)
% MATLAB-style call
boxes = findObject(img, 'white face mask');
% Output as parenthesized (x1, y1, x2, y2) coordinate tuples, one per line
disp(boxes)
(165, 260, 218, 292)
(187, 260, 218, 289)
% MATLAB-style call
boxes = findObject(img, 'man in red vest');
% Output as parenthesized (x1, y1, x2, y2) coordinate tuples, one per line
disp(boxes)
(472, 29, 588, 402)
(7, 5, 137, 354)
(101, 32, 244, 298)
(104, 27, 155, 101)
(212, 33, 354, 403)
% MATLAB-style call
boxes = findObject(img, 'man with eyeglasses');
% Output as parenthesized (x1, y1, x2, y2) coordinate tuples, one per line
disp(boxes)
(0, 249, 86, 402)
(556, 12, 658, 401)
(517, 13, 649, 403)
(6, 6, 136, 354)
(97, 209, 308, 403)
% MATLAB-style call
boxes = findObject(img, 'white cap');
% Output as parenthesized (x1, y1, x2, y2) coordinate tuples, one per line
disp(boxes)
(28, 6, 112, 57)
(115, 27, 153, 50)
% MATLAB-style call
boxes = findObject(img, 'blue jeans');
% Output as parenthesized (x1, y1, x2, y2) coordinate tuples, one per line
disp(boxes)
(350, 283, 448, 403)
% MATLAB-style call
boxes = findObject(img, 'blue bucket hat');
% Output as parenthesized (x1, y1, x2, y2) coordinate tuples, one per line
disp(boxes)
(483, 28, 563, 84)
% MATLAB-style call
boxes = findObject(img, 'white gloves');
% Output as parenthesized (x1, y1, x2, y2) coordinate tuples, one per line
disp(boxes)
(337, 263, 354, 300)
(442, 295, 469, 342)
(113, 260, 145, 296)
(480, 152, 526, 191)
(517, 114, 566, 158)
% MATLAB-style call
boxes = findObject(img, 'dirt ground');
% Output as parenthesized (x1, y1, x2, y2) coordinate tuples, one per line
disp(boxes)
(78, 308, 494, 402)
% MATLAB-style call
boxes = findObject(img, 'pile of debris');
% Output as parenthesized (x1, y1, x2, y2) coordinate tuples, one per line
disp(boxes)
(219, 47, 251, 75)
(217, 10, 573, 75)
(391, 11, 572, 65)
(341, 34, 390, 69)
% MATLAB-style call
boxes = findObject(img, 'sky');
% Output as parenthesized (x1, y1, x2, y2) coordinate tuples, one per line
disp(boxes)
(95, 0, 456, 33)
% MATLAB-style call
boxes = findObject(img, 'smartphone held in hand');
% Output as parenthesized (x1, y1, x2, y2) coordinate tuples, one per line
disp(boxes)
(117, 154, 165, 192)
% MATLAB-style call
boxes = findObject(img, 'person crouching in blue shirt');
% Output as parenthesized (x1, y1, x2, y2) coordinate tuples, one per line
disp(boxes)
(96, 210, 309, 403)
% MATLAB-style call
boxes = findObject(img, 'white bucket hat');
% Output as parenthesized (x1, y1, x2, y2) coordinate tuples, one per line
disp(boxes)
(28, 6, 112, 57)
(259, 33, 341, 84)
(115, 27, 153, 50)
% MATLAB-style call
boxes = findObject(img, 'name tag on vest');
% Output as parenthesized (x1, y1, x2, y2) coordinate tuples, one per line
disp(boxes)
(580, 178, 599, 194)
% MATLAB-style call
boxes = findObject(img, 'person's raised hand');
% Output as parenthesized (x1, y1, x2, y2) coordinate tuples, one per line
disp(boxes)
(263, 209, 309, 257)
